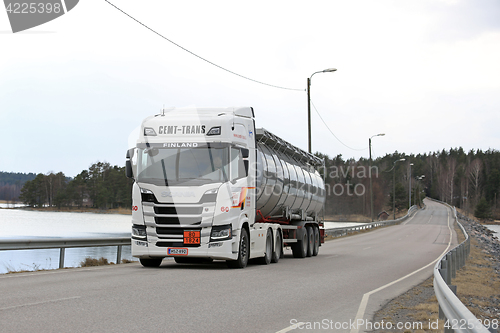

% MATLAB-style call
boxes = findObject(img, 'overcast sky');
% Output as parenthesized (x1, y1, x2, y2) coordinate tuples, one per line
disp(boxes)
(1, 0, 499, 177)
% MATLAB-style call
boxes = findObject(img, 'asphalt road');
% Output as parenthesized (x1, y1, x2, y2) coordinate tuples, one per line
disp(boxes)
(0, 199, 457, 333)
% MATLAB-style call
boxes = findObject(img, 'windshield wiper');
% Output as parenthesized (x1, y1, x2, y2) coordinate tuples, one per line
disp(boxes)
(160, 159, 169, 186)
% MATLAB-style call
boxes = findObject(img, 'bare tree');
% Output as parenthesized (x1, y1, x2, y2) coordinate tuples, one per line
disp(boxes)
(448, 157, 457, 204)
(469, 159, 482, 208)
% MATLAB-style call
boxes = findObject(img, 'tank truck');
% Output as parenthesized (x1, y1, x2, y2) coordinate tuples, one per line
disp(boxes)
(126, 107, 326, 268)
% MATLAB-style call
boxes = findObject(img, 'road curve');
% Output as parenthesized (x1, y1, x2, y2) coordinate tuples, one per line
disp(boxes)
(0, 199, 457, 333)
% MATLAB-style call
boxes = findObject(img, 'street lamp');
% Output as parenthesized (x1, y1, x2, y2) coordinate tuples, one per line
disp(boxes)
(390, 158, 406, 220)
(369, 133, 385, 221)
(409, 163, 414, 208)
(307, 68, 337, 153)
(416, 175, 425, 206)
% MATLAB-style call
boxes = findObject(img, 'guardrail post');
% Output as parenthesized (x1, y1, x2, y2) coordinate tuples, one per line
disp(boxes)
(116, 245, 122, 264)
(451, 249, 457, 279)
(440, 284, 458, 332)
(463, 244, 466, 265)
(59, 248, 65, 269)
(458, 246, 462, 269)
(461, 245, 465, 268)
(440, 259, 448, 283)
(446, 252, 452, 285)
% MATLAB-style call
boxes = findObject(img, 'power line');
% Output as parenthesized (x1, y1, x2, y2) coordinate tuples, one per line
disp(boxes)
(310, 100, 367, 151)
(104, 0, 304, 92)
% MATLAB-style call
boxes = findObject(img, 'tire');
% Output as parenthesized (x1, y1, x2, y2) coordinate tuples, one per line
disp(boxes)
(312, 226, 320, 256)
(174, 257, 213, 264)
(227, 228, 249, 268)
(292, 228, 308, 258)
(306, 226, 313, 257)
(139, 257, 163, 268)
(271, 231, 282, 263)
(258, 229, 273, 265)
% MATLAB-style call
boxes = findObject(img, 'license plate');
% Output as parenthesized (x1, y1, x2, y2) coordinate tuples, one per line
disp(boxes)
(183, 230, 201, 245)
(168, 248, 188, 255)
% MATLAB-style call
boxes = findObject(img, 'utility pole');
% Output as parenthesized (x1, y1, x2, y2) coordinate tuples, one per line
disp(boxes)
(307, 68, 336, 153)
(369, 134, 385, 221)
(409, 163, 413, 208)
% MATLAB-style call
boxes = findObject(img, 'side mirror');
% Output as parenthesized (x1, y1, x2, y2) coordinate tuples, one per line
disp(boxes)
(241, 148, 250, 176)
(126, 160, 134, 179)
(126, 149, 135, 179)
(243, 160, 249, 176)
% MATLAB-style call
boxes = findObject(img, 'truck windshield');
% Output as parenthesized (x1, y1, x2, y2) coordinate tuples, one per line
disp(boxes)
(137, 145, 229, 186)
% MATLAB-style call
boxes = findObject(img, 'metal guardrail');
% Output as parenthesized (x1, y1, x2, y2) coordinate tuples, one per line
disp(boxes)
(323, 205, 419, 238)
(0, 237, 131, 269)
(431, 199, 490, 333)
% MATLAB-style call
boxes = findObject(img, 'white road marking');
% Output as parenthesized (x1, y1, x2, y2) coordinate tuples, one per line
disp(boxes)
(349, 208, 453, 333)
(325, 255, 339, 259)
(275, 322, 305, 333)
(0, 296, 81, 311)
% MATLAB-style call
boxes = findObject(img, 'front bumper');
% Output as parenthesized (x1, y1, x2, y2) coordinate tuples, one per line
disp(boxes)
(132, 233, 238, 261)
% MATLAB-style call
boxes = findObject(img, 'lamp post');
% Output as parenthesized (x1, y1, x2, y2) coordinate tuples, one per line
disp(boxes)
(307, 68, 337, 153)
(416, 175, 425, 206)
(391, 158, 406, 219)
(409, 163, 414, 208)
(369, 133, 385, 221)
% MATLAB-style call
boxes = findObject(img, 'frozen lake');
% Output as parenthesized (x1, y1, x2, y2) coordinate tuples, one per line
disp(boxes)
(0, 209, 133, 274)
(485, 224, 500, 235)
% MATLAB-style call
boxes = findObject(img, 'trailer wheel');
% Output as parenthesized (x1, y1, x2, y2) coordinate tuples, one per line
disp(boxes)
(271, 231, 282, 263)
(292, 228, 308, 258)
(139, 257, 163, 268)
(227, 228, 249, 268)
(306, 226, 314, 257)
(258, 229, 272, 265)
(312, 226, 320, 256)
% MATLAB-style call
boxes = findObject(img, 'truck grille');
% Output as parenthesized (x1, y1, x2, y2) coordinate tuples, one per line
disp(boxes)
(154, 206, 202, 215)
(143, 201, 211, 247)
(155, 216, 201, 225)
(155, 227, 202, 248)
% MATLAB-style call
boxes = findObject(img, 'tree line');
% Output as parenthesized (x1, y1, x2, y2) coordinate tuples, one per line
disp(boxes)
(0, 172, 36, 202)
(317, 147, 500, 220)
(18, 162, 133, 209)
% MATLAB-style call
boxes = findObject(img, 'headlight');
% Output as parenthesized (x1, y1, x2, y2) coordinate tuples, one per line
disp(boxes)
(201, 188, 218, 203)
(210, 225, 232, 241)
(140, 188, 156, 203)
(132, 225, 147, 240)
(140, 188, 153, 194)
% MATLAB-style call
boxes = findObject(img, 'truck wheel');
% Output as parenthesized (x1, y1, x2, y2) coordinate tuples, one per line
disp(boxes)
(271, 231, 282, 263)
(312, 226, 320, 256)
(258, 229, 272, 265)
(306, 226, 313, 257)
(140, 257, 163, 268)
(227, 228, 249, 268)
(292, 228, 308, 258)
